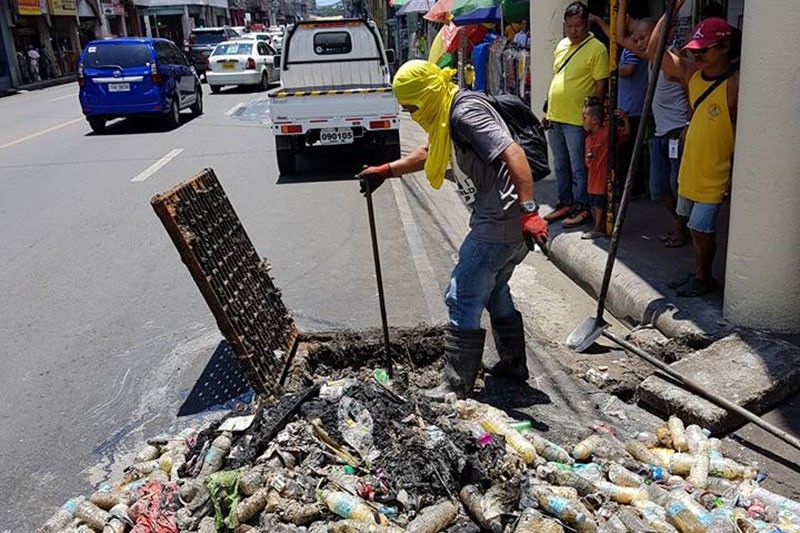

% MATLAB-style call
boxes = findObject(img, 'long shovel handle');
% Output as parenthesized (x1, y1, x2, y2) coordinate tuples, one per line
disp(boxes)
(364, 183, 393, 376)
(594, 0, 677, 322)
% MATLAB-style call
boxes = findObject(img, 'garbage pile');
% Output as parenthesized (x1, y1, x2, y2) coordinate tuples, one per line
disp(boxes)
(40, 372, 800, 533)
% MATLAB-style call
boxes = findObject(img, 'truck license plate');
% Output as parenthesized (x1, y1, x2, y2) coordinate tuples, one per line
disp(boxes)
(108, 83, 130, 92)
(222, 63, 236, 71)
(319, 128, 353, 145)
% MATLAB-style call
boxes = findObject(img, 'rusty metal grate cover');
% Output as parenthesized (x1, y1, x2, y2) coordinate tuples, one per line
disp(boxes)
(151, 169, 297, 396)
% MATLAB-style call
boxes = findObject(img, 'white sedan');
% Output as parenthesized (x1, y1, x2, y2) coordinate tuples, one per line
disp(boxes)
(206, 40, 280, 93)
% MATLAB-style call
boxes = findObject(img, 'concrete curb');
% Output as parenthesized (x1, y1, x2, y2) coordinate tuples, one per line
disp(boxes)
(548, 231, 734, 345)
(0, 75, 76, 97)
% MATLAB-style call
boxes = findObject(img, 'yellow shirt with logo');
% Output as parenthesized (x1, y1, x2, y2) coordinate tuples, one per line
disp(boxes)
(547, 34, 609, 126)
(678, 71, 735, 204)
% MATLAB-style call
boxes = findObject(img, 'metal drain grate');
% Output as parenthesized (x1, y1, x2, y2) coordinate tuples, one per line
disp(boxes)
(151, 168, 298, 396)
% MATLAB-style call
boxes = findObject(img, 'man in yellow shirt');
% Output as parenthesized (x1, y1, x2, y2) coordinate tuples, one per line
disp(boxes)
(543, 2, 608, 226)
(649, 1, 739, 297)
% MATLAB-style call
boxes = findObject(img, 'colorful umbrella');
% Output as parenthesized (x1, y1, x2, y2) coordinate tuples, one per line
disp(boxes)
(397, 0, 435, 15)
(450, 0, 527, 21)
(442, 22, 488, 52)
(423, 0, 453, 22)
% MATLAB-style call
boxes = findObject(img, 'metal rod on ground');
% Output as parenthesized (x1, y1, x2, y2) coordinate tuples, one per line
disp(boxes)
(567, 0, 677, 352)
(365, 185, 393, 376)
(606, 0, 619, 236)
(603, 330, 800, 452)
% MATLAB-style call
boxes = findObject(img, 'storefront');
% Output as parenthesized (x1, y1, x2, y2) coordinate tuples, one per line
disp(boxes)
(48, 0, 80, 74)
(135, 0, 229, 44)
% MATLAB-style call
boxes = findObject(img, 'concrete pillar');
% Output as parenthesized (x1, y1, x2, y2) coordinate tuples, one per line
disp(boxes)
(143, 13, 152, 37)
(530, 0, 568, 114)
(181, 5, 191, 42)
(724, 0, 800, 333)
(120, 10, 128, 35)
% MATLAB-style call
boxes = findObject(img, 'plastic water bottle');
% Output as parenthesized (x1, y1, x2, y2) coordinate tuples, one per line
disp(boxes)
(459, 485, 502, 533)
(134, 444, 160, 463)
(479, 410, 539, 464)
(671, 488, 713, 524)
(536, 464, 596, 496)
(594, 480, 645, 504)
(530, 486, 598, 532)
(739, 482, 800, 515)
(664, 499, 708, 533)
(515, 508, 565, 532)
(625, 439, 665, 467)
(238, 465, 265, 496)
(634, 499, 680, 532)
(688, 447, 710, 489)
(38, 497, 82, 533)
(571, 434, 603, 460)
(324, 491, 385, 525)
(236, 487, 271, 523)
(705, 508, 736, 533)
(608, 463, 645, 487)
(704, 477, 737, 497)
(657, 425, 675, 448)
(685, 425, 707, 455)
(75, 499, 111, 531)
(668, 416, 689, 452)
(199, 431, 232, 477)
(405, 499, 458, 533)
(527, 433, 573, 464)
(103, 503, 130, 533)
(89, 483, 135, 510)
(670, 452, 696, 475)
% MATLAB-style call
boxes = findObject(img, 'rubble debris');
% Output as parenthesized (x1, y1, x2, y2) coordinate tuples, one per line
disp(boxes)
(40, 333, 800, 533)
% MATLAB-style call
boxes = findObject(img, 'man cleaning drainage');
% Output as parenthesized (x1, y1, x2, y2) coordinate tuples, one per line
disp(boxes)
(358, 60, 549, 401)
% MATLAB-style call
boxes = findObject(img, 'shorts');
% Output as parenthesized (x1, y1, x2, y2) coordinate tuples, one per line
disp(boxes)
(676, 196, 721, 233)
(589, 194, 607, 209)
(648, 134, 681, 200)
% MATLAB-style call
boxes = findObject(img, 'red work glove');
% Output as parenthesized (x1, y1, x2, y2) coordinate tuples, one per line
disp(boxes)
(521, 212, 549, 254)
(357, 163, 392, 196)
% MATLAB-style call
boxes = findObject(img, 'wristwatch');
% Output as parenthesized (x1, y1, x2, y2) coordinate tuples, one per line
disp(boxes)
(520, 200, 540, 214)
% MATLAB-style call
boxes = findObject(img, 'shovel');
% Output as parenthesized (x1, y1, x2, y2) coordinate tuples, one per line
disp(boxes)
(361, 176, 393, 375)
(567, 0, 677, 352)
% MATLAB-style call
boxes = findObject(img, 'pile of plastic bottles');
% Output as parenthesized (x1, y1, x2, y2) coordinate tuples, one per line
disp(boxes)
(38, 380, 800, 533)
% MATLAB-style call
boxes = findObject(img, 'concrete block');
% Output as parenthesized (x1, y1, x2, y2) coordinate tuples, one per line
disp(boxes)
(637, 332, 800, 433)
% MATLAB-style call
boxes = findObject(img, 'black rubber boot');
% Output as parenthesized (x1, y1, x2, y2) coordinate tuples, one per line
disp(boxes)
(422, 326, 486, 402)
(486, 311, 529, 382)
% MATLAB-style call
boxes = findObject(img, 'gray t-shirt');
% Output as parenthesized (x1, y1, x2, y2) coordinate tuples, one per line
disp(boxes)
(449, 91, 522, 244)
(652, 67, 689, 137)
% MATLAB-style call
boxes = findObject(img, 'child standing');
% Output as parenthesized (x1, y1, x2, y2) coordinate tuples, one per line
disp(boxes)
(581, 98, 631, 239)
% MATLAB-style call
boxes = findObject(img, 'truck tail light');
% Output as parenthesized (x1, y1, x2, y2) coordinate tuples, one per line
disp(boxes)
(150, 62, 161, 84)
(369, 120, 391, 130)
(77, 63, 85, 87)
(280, 125, 302, 134)
(205, 57, 210, 71)
(245, 57, 256, 70)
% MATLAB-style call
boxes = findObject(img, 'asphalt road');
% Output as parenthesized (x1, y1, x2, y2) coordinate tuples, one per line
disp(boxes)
(0, 82, 455, 530)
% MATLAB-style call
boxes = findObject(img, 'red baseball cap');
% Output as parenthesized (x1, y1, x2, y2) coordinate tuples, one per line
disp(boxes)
(682, 17, 733, 50)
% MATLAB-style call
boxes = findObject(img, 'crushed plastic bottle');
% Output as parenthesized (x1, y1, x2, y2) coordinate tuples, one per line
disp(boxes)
(671, 488, 714, 524)
(657, 425, 675, 448)
(688, 447, 710, 489)
(704, 477, 738, 498)
(515, 508, 565, 532)
(665, 498, 708, 533)
(607, 463, 645, 488)
(103, 503, 130, 533)
(479, 409, 539, 464)
(530, 486, 598, 532)
(617, 505, 652, 531)
(669, 416, 689, 452)
(199, 432, 232, 477)
(405, 499, 458, 533)
(459, 485, 503, 533)
(594, 480, 645, 504)
(75, 499, 111, 531)
(238, 465, 265, 496)
(38, 497, 82, 533)
(324, 491, 387, 526)
(634, 499, 680, 532)
(739, 481, 800, 515)
(637, 431, 661, 448)
(134, 444, 160, 463)
(537, 464, 596, 496)
(89, 483, 136, 510)
(670, 452, 696, 475)
(237, 488, 271, 523)
(572, 434, 603, 460)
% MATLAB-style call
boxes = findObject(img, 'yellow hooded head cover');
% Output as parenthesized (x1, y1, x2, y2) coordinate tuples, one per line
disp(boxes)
(392, 60, 458, 189)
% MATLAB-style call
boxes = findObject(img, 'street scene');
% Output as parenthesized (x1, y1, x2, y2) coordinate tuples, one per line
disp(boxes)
(2, 0, 800, 531)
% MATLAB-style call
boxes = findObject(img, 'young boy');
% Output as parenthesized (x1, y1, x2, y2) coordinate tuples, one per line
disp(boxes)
(581, 97, 631, 239)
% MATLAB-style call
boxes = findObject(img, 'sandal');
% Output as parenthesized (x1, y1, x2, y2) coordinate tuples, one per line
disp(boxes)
(665, 235, 688, 248)
(581, 230, 604, 240)
(563, 210, 591, 227)
(668, 272, 693, 289)
(676, 277, 717, 297)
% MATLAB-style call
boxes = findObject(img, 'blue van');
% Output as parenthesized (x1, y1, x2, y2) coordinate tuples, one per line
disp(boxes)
(78, 37, 203, 133)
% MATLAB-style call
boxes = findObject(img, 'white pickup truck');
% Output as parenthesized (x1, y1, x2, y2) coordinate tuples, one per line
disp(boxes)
(269, 19, 400, 174)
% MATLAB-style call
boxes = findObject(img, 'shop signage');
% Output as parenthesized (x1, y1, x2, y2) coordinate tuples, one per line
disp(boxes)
(17, 0, 41, 15)
(49, 0, 77, 15)
(101, 0, 124, 15)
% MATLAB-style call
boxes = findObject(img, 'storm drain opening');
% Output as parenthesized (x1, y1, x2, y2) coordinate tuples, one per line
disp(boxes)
(151, 168, 298, 396)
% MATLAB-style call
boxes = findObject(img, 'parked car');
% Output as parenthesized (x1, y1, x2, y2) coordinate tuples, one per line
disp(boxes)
(78, 37, 202, 133)
(189, 27, 239, 78)
(231, 26, 248, 36)
(206, 40, 279, 93)
(269, 19, 399, 174)
(241, 32, 272, 43)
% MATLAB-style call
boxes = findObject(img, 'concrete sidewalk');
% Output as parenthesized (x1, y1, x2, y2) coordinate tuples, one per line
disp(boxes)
(0, 75, 76, 97)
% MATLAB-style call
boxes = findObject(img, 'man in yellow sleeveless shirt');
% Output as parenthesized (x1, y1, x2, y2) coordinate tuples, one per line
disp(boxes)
(650, 1, 739, 297)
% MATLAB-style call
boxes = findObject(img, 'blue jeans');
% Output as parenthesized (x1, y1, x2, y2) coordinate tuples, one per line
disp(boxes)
(648, 135, 681, 200)
(547, 122, 589, 209)
(445, 234, 528, 330)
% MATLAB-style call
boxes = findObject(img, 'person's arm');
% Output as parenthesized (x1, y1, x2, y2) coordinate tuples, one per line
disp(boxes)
(357, 145, 428, 194)
(595, 78, 607, 98)
(615, 0, 639, 53)
(498, 143, 534, 203)
(616, 109, 631, 137)
(647, 0, 692, 84)
(589, 14, 611, 39)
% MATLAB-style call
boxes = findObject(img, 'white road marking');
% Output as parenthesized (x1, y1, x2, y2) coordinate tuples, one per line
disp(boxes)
(48, 93, 77, 102)
(391, 179, 444, 323)
(226, 102, 244, 116)
(130, 148, 184, 182)
(0, 117, 83, 150)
